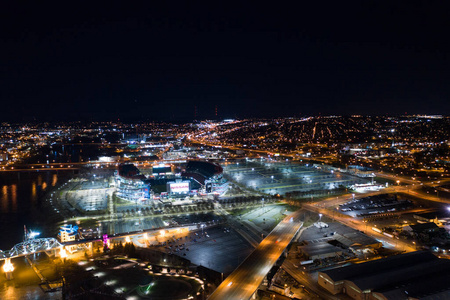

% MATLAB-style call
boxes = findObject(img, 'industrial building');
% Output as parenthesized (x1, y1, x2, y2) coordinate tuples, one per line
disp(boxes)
(403, 222, 440, 235)
(318, 251, 450, 300)
(299, 242, 343, 260)
(414, 210, 450, 226)
(299, 231, 381, 260)
(333, 232, 382, 251)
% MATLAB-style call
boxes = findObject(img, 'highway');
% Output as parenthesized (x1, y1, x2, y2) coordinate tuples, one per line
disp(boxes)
(208, 211, 303, 300)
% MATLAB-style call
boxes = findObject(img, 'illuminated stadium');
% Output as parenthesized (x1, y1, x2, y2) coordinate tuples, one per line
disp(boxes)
(182, 160, 226, 194)
(115, 161, 227, 201)
(115, 164, 151, 202)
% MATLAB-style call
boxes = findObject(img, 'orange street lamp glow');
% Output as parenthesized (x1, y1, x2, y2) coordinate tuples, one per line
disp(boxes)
(60, 246, 68, 259)
(3, 258, 14, 273)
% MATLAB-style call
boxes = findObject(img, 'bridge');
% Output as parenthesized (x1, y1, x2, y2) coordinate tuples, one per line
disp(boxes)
(0, 237, 68, 277)
(0, 238, 63, 260)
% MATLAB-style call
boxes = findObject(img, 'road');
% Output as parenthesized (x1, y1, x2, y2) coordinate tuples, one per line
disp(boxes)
(208, 211, 303, 300)
(405, 189, 450, 204)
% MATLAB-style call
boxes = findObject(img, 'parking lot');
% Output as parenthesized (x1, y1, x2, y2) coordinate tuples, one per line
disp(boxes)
(224, 160, 368, 195)
(338, 194, 414, 218)
(66, 178, 111, 213)
(299, 221, 357, 242)
(143, 225, 254, 274)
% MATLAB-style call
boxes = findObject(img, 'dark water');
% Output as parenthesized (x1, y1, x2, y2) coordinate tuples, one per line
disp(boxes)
(0, 171, 69, 250)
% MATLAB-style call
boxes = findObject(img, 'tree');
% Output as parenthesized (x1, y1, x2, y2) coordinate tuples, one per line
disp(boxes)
(117, 241, 124, 253)
(123, 242, 137, 258)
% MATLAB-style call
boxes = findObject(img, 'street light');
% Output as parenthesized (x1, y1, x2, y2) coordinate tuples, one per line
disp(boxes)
(3, 258, 14, 280)
(60, 246, 68, 261)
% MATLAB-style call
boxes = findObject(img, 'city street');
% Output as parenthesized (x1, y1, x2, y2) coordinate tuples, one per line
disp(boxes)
(208, 211, 303, 300)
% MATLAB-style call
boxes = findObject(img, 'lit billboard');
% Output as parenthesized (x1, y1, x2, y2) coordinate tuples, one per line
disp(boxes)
(169, 181, 190, 193)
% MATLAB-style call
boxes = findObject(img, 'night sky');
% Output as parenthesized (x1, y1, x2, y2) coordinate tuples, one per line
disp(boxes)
(1, 2, 449, 121)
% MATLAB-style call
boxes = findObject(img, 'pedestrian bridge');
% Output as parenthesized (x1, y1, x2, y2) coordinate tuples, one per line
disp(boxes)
(0, 238, 63, 260)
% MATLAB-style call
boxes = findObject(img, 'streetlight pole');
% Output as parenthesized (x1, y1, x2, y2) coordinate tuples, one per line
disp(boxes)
(318, 213, 323, 232)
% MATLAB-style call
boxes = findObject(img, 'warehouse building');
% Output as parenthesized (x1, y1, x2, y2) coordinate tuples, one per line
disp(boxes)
(318, 251, 450, 300)
(333, 232, 382, 252)
(299, 242, 343, 260)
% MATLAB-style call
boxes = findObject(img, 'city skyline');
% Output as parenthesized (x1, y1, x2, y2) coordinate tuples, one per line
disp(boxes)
(0, 116, 449, 299)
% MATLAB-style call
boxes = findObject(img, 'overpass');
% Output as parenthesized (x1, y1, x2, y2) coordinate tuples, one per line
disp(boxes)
(208, 210, 303, 300)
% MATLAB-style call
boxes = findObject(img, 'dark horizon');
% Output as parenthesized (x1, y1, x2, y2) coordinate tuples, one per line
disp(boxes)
(1, 2, 450, 121)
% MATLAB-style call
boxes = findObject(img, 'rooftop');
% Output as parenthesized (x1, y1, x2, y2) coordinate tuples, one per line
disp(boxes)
(321, 251, 450, 299)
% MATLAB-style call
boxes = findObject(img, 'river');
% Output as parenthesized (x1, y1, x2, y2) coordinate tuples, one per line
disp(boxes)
(0, 171, 70, 250)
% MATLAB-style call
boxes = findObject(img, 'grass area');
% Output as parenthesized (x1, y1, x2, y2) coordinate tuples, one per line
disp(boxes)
(113, 193, 131, 205)
(281, 203, 301, 212)
(228, 207, 255, 217)
(239, 203, 300, 232)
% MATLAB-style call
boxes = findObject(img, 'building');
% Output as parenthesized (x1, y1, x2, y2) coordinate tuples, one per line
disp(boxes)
(59, 224, 78, 253)
(182, 160, 225, 193)
(298, 229, 380, 261)
(299, 242, 343, 260)
(403, 222, 440, 235)
(333, 232, 382, 251)
(414, 210, 450, 226)
(269, 281, 290, 296)
(0, 150, 7, 162)
(318, 251, 450, 300)
(115, 164, 151, 202)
